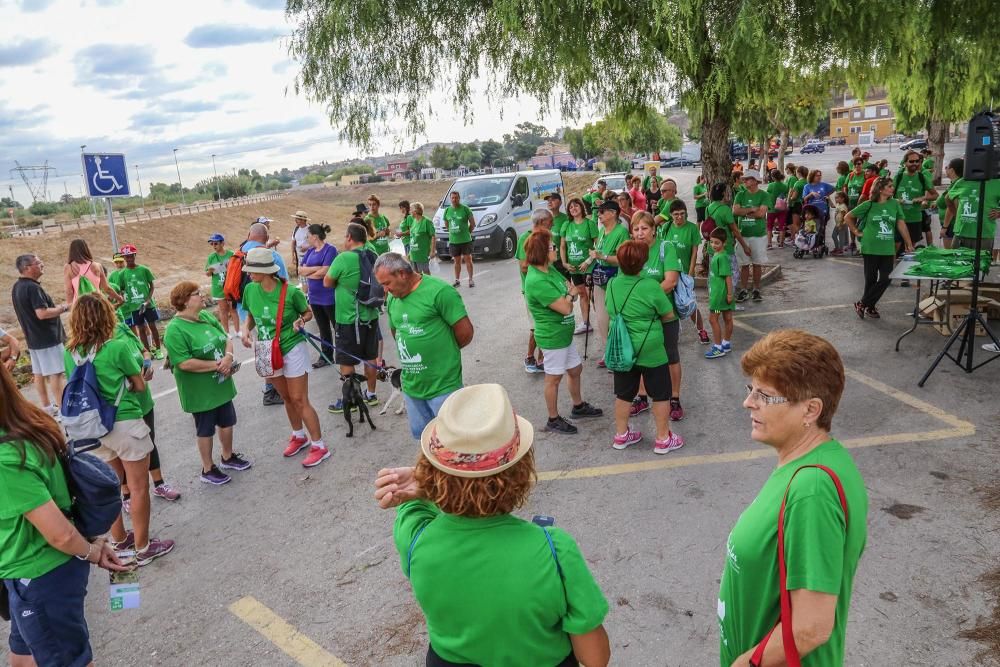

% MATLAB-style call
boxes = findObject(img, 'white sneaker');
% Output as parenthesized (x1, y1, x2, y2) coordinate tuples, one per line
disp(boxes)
(573, 322, 592, 335)
(982, 343, 1000, 353)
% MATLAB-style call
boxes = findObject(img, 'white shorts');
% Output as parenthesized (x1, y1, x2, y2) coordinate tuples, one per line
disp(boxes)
(735, 236, 769, 266)
(272, 340, 310, 379)
(539, 344, 582, 375)
(28, 344, 65, 377)
(93, 418, 155, 463)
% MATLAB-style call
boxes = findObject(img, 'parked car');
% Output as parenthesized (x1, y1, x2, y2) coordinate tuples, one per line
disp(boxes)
(433, 169, 564, 260)
(800, 142, 826, 154)
(900, 138, 928, 151)
(729, 141, 749, 161)
(660, 157, 693, 168)
(591, 173, 629, 193)
(826, 137, 847, 146)
(882, 134, 907, 144)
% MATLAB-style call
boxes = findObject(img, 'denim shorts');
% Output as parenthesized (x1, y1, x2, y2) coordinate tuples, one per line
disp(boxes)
(6, 557, 92, 667)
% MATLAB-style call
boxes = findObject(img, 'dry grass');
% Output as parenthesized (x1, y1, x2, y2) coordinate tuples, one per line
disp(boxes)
(0, 172, 599, 333)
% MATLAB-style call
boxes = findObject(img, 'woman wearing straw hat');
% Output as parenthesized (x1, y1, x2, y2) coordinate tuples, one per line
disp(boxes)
(374, 384, 611, 667)
(290, 210, 310, 276)
(239, 247, 330, 468)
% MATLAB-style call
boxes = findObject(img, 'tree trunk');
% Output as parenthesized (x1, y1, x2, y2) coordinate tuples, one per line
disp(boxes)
(701, 112, 731, 198)
(927, 120, 948, 185)
(777, 129, 789, 174)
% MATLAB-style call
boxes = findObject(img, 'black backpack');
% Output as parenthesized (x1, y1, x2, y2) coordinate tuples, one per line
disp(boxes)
(354, 248, 385, 311)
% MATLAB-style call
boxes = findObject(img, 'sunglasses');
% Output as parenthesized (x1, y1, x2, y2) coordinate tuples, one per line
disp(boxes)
(906, 160, 921, 164)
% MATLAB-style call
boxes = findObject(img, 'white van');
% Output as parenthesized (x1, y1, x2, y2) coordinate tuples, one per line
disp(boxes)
(434, 169, 564, 259)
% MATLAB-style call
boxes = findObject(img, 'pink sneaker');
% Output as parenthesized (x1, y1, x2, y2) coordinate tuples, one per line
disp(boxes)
(135, 538, 175, 566)
(302, 445, 331, 468)
(152, 483, 181, 501)
(283, 435, 310, 457)
(612, 428, 642, 450)
(653, 432, 685, 455)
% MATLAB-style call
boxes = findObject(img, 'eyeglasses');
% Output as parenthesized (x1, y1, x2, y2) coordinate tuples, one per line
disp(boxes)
(906, 159, 921, 164)
(745, 384, 789, 406)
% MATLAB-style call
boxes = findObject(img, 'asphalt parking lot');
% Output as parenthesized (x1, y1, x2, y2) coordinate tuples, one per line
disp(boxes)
(4, 141, 997, 666)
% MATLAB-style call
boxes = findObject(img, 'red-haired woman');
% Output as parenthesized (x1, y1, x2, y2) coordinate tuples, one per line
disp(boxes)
(374, 384, 611, 667)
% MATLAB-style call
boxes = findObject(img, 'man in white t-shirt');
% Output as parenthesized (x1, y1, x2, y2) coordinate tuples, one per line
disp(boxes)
(291, 210, 310, 276)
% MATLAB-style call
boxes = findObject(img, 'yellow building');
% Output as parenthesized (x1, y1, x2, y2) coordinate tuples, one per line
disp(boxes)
(829, 94, 896, 144)
(340, 174, 362, 186)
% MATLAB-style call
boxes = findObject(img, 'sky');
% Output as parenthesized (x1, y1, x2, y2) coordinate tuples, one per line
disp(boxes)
(0, 0, 579, 205)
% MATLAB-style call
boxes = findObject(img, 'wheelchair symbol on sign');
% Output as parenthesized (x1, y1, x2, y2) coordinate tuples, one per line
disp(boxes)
(91, 156, 123, 194)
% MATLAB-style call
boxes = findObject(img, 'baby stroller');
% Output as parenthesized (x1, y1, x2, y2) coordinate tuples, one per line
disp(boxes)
(792, 206, 830, 259)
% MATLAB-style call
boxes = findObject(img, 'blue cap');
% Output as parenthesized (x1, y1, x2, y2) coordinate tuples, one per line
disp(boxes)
(208, 233, 224, 243)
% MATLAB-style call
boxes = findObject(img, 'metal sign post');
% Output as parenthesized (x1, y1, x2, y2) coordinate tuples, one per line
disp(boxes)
(81, 152, 130, 254)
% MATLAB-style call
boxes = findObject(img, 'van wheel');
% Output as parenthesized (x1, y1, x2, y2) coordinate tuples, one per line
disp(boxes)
(500, 230, 517, 259)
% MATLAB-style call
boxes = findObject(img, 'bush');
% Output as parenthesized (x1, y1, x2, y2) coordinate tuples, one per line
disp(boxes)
(605, 156, 631, 173)
(28, 201, 59, 216)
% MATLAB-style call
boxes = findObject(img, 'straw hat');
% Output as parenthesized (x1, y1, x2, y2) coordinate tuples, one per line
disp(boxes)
(420, 384, 534, 478)
(291, 210, 309, 221)
(242, 247, 280, 274)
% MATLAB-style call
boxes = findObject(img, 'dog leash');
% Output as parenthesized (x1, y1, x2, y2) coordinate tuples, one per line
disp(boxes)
(301, 330, 384, 372)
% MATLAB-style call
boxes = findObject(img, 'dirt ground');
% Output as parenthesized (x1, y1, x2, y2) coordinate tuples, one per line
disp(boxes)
(0, 172, 599, 333)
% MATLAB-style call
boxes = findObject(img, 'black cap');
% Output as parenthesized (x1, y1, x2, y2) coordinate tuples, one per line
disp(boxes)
(597, 200, 620, 214)
(353, 203, 369, 215)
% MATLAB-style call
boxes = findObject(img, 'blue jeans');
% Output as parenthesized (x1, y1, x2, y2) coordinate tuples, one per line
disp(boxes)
(403, 390, 457, 440)
(6, 557, 92, 667)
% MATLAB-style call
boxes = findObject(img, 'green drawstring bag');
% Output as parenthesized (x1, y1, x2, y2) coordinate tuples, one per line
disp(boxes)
(604, 280, 654, 373)
(76, 275, 97, 296)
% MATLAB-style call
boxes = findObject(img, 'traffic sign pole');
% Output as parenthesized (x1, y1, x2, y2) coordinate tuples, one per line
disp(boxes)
(106, 198, 119, 253)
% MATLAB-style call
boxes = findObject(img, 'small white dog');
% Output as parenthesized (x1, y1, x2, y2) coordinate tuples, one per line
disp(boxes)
(377, 366, 405, 416)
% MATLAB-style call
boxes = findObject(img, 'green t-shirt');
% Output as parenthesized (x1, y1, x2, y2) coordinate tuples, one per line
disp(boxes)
(327, 250, 381, 325)
(640, 240, 683, 312)
(850, 199, 905, 256)
(114, 321, 152, 415)
(718, 440, 868, 667)
(551, 212, 569, 247)
(948, 178, 1000, 239)
(395, 500, 608, 666)
(398, 214, 414, 247)
(880, 168, 890, 179)
(409, 216, 435, 263)
(846, 172, 866, 206)
(367, 213, 391, 254)
(386, 276, 467, 400)
(582, 191, 607, 221)
(707, 201, 737, 254)
(708, 251, 733, 312)
(163, 311, 237, 414)
(562, 218, 599, 272)
(790, 178, 805, 204)
(656, 197, 678, 220)
(63, 338, 144, 422)
(663, 221, 701, 274)
(604, 273, 672, 367)
(443, 204, 474, 244)
(205, 250, 234, 299)
(0, 436, 72, 579)
(109, 265, 155, 316)
(241, 282, 309, 355)
(524, 265, 574, 350)
(835, 174, 847, 192)
(894, 171, 932, 222)
(733, 189, 769, 237)
(922, 157, 934, 172)
(765, 181, 789, 213)
(595, 223, 630, 269)
(693, 183, 708, 209)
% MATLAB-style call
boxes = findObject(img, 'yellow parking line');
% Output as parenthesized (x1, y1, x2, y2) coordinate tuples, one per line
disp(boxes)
(536, 319, 975, 482)
(229, 596, 347, 667)
(734, 301, 908, 319)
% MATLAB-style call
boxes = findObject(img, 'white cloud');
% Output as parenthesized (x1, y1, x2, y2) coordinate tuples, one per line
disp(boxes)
(0, 0, 583, 204)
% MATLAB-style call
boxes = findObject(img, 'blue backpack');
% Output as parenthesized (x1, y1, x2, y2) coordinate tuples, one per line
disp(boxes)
(61, 441, 123, 538)
(61, 348, 126, 442)
(674, 272, 697, 319)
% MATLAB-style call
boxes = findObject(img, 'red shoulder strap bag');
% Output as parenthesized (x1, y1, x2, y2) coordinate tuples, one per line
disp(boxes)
(749, 464, 849, 667)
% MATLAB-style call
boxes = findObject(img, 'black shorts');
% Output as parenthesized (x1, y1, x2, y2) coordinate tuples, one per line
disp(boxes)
(662, 319, 680, 364)
(921, 210, 932, 232)
(614, 362, 672, 402)
(335, 321, 379, 366)
(897, 221, 923, 246)
(193, 400, 237, 437)
(696, 207, 706, 223)
(569, 273, 589, 287)
(124, 307, 160, 327)
(553, 260, 570, 279)
(449, 241, 474, 257)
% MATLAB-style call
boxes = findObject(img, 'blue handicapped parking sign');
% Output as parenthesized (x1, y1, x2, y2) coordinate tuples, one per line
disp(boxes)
(82, 153, 130, 198)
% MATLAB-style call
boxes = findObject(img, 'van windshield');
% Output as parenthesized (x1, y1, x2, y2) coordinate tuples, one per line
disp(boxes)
(447, 177, 514, 207)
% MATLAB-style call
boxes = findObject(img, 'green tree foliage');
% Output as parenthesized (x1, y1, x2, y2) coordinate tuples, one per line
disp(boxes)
(881, 0, 1000, 183)
(457, 146, 482, 168)
(479, 139, 504, 165)
(28, 201, 59, 216)
(430, 145, 459, 170)
(563, 128, 585, 159)
(1, 197, 22, 209)
(299, 173, 326, 185)
(288, 0, 887, 195)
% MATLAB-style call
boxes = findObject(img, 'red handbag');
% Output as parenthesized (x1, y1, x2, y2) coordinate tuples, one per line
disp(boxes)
(749, 464, 849, 667)
(270, 282, 287, 371)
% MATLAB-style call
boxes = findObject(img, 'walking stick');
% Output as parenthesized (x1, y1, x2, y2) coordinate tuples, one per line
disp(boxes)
(583, 274, 595, 360)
